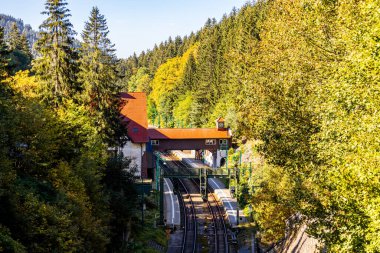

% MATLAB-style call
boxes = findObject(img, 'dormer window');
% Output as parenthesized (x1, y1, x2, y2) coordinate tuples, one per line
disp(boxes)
(216, 117, 225, 129)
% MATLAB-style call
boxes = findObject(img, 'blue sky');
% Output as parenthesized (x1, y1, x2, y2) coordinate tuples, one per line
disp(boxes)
(1, 0, 248, 58)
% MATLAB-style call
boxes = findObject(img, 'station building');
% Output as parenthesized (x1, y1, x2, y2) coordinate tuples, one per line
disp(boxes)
(119, 92, 232, 178)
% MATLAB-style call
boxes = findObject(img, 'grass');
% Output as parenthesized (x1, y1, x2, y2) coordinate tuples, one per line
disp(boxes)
(132, 194, 168, 253)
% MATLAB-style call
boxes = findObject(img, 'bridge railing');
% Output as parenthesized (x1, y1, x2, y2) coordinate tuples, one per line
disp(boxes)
(162, 166, 230, 178)
(208, 167, 229, 176)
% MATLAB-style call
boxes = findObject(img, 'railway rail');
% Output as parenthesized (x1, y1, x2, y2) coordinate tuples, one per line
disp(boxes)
(175, 178, 197, 253)
(161, 152, 229, 253)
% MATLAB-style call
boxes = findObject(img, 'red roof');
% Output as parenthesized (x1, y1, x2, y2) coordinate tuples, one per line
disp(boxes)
(120, 92, 148, 143)
(148, 128, 231, 140)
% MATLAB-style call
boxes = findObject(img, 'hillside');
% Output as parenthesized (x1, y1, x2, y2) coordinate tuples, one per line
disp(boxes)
(118, 1, 380, 251)
(0, 14, 38, 55)
(1, 0, 379, 252)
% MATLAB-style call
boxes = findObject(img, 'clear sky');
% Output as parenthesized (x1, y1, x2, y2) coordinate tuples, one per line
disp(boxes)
(1, 0, 248, 58)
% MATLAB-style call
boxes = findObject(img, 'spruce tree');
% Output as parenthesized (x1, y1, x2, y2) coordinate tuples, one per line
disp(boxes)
(6, 23, 32, 73)
(7, 22, 22, 51)
(190, 20, 220, 127)
(181, 53, 196, 91)
(32, 0, 77, 105)
(20, 33, 33, 60)
(78, 6, 122, 144)
(0, 26, 9, 79)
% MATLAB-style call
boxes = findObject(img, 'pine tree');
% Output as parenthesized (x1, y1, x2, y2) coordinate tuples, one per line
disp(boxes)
(7, 22, 22, 51)
(181, 53, 196, 91)
(78, 6, 123, 144)
(190, 20, 220, 127)
(32, 0, 77, 105)
(6, 23, 33, 73)
(0, 26, 9, 80)
(19, 33, 33, 60)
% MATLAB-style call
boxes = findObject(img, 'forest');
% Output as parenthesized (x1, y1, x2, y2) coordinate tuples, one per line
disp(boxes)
(120, 0, 380, 252)
(1, 0, 379, 252)
(0, 1, 144, 252)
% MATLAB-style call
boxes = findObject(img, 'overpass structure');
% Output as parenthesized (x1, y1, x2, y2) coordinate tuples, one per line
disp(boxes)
(119, 92, 235, 226)
(119, 92, 233, 179)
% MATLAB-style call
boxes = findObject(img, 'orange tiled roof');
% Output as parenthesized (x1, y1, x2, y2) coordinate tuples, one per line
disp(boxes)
(120, 92, 148, 143)
(148, 128, 231, 140)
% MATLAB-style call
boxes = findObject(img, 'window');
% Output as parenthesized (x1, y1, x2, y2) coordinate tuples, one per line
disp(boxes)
(205, 139, 216, 145)
(219, 139, 228, 145)
(132, 127, 138, 133)
(151, 140, 159, 145)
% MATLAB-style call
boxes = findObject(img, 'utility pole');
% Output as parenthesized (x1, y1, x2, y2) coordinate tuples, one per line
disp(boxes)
(236, 166, 239, 226)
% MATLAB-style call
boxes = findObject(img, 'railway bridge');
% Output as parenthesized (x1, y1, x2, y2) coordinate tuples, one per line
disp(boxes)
(120, 93, 243, 252)
(119, 92, 233, 178)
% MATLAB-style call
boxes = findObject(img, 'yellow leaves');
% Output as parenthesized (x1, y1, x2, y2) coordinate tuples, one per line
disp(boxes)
(149, 44, 199, 112)
(5, 70, 40, 98)
(173, 91, 193, 126)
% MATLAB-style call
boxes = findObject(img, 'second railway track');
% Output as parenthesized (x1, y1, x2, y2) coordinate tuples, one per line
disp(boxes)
(162, 152, 229, 253)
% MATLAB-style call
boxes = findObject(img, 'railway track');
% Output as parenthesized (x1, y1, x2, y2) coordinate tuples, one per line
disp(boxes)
(161, 152, 229, 253)
(175, 178, 197, 253)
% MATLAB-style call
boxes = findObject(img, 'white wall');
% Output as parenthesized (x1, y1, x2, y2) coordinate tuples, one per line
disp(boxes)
(204, 150, 214, 167)
(203, 149, 227, 168)
(121, 141, 146, 177)
(216, 149, 227, 167)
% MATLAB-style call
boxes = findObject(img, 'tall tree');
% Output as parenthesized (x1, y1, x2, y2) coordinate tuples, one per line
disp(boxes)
(190, 20, 220, 127)
(78, 6, 122, 144)
(0, 26, 9, 79)
(6, 22, 32, 73)
(7, 22, 22, 51)
(32, 0, 77, 105)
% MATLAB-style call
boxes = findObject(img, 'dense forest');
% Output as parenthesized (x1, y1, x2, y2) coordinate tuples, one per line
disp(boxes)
(119, 0, 380, 252)
(1, 0, 379, 252)
(0, 1, 148, 252)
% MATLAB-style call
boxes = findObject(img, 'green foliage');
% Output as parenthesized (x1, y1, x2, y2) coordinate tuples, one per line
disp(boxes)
(0, 14, 38, 55)
(2, 0, 379, 251)
(78, 6, 125, 146)
(173, 91, 193, 127)
(149, 45, 198, 127)
(0, 225, 26, 253)
(32, 0, 78, 105)
(0, 3, 136, 252)
(0, 26, 9, 79)
(129, 0, 380, 251)
(127, 67, 152, 93)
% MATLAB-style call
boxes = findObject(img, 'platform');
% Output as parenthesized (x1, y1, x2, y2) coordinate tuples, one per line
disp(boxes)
(174, 151, 247, 227)
(163, 178, 181, 227)
(208, 178, 247, 227)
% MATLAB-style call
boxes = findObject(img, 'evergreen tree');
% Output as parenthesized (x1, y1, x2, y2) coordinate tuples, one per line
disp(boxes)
(0, 26, 9, 79)
(7, 22, 21, 51)
(6, 22, 32, 73)
(190, 20, 220, 127)
(78, 6, 123, 144)
(20, 33, 33, 60)
(181, 53, 196, 91)
(32, 0, 77, 105)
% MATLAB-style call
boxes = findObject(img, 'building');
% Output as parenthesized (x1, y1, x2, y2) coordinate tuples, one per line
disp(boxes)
(119, 92, 232, 178)
(119, 92, 149, 177)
